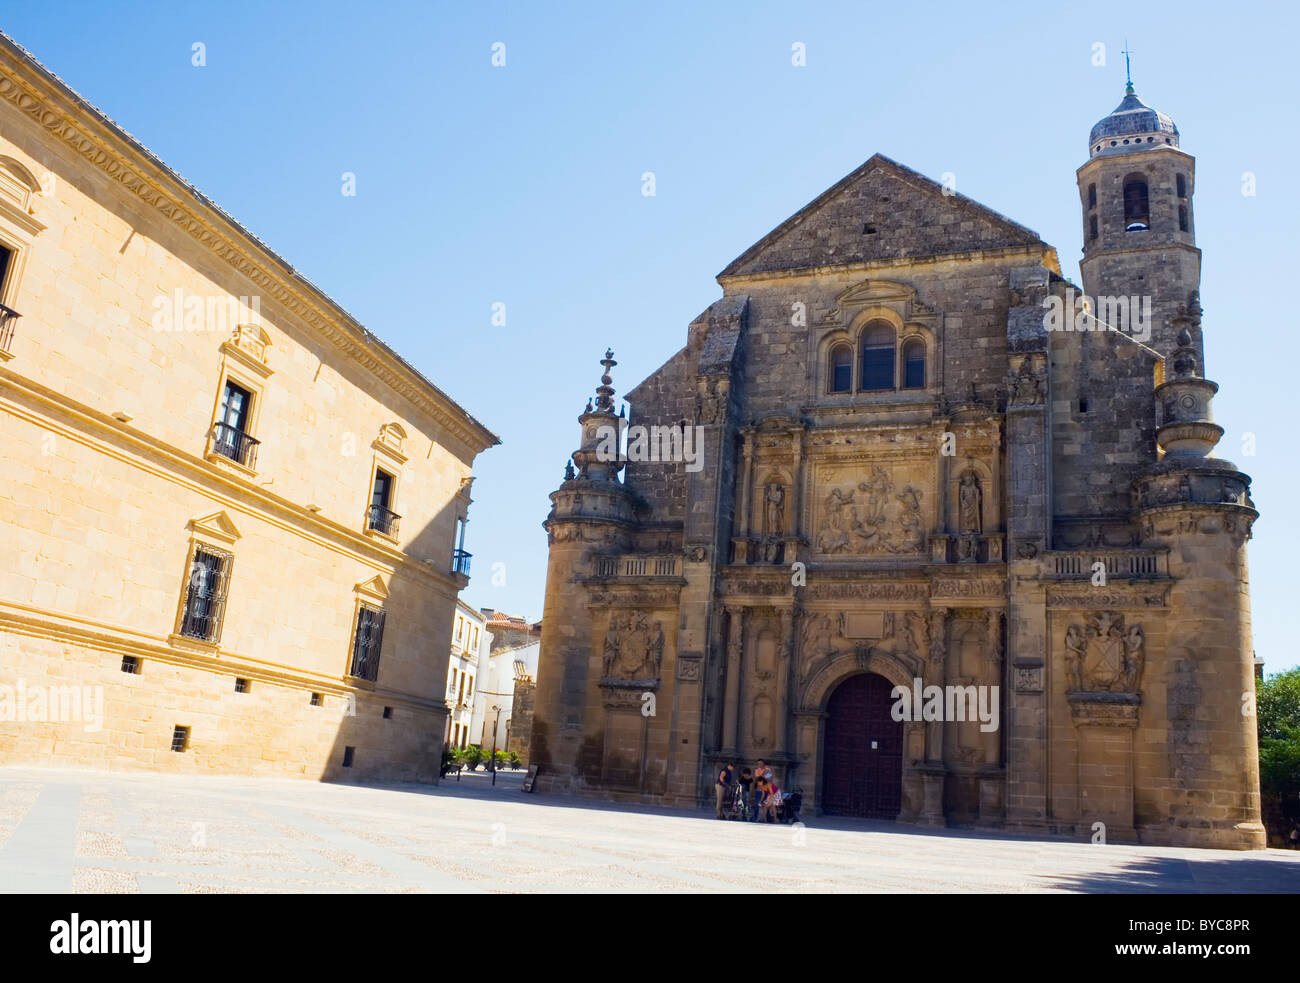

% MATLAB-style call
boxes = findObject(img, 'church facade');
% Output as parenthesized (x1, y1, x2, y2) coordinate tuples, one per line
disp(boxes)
(532, 84, 1265, 849)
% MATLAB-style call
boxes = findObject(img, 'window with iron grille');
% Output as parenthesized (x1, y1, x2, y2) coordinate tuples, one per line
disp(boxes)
(179, 545, 234, 643)
(234, 677, 250, 693)
(171, 725, 190, 752)
(310, 692, 323, 706)
(121, 655, 141, 674)
(349, 605, 385, 681)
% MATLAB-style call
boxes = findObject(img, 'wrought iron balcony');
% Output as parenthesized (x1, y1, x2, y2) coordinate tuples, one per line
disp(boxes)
(210, 422, 260, 470)
(367, 504, 401, 537)
(0, 302, 19, 355)
(452, 549, 472, 576)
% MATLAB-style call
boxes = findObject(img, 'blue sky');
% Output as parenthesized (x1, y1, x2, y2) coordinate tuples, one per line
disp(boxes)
(6, 0, 1298, 670)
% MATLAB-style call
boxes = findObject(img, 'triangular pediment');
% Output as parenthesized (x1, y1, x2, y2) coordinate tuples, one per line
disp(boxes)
(718, 154, 1049, 279)
(188, 511, 241, 544)
(354, 574, 388, 600)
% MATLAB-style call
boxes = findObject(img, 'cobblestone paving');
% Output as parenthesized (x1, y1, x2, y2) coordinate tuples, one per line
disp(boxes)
(1, 767, 1297, 893)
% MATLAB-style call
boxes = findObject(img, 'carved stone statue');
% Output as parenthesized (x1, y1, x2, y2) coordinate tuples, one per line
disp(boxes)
(763, 483, 786, 537)
(1064, 623, 1086, 692)
(958, 472, 983, 535)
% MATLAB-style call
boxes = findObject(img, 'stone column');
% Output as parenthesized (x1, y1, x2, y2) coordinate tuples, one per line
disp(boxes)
(736, 432, 754, 539)
(721, 605, 744, 754)
(777, 607, 794, 754)
(1004, 270, 1053, 833)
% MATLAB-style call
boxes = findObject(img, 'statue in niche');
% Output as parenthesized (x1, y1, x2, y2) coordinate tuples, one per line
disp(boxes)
(763, 483, 786, 537)
(958, 472, 983, 535)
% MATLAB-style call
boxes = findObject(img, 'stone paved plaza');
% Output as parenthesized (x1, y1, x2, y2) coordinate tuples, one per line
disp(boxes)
(0, 766, 1296, 893)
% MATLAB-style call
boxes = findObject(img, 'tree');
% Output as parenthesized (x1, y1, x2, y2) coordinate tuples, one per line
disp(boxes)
(1257, 667, 1300, 844)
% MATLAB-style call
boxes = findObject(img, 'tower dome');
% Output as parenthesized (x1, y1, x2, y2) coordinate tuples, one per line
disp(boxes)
(1088, 83, 1179, 158)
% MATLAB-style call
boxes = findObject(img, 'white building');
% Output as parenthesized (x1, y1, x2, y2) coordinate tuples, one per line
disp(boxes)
(444, 601, 489, 748)
(471, 639, 540, 753)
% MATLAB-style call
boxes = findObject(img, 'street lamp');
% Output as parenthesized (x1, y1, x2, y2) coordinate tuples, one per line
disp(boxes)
(489, 704, 503, 787)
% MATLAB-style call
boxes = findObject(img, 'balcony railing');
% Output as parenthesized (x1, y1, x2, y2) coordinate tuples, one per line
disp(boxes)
(367, 504, 401, 537)
(1051, 550, 1167, 579)
(210, 422, 260, 470)
(452, 549, 472, 576)
(595, 554, 680, 578)
(0, 302, 19, 354)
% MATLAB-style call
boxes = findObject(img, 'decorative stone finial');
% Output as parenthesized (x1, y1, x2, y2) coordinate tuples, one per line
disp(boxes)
(595, 349, 617, 412)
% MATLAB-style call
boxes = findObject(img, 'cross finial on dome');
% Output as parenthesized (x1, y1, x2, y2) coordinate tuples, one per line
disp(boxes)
(1122, 39, 1135, 94)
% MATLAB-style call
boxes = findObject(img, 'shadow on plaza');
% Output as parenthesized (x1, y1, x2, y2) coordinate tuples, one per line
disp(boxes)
(340, 770, 1300, 892)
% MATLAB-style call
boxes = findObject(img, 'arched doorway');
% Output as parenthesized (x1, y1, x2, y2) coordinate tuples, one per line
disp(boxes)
(822, 672, 903, 818)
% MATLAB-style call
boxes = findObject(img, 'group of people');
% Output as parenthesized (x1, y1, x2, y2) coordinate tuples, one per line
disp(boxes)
(714, 759, 802, 823)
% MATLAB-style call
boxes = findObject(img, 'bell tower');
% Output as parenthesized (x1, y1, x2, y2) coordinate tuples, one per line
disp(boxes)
(1076, 73, 1200, 356)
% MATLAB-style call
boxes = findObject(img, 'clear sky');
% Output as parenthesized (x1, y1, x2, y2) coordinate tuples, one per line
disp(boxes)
(6, 0, 1298, 670)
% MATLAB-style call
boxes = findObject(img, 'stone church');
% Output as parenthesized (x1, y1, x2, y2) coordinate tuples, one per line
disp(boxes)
(533, 82, 1264, 849)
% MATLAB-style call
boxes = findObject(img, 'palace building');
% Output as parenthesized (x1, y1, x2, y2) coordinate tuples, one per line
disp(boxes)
(532, 81, 1265, 848)
(0, 35, 497, 781)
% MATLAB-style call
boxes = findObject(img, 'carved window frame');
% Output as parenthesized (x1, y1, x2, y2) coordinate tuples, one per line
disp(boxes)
(346, 576, 389, 685)
(169, 511, 242, 651)
(0, 156, 47, 362)
(207, 327, 272, 477)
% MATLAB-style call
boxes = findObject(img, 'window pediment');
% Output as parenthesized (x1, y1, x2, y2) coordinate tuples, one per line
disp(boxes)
(354, 574, 389, 601)
(188, 510, 242, 545)
(372, 422, 408, 464)
(220, 323, 273, 378)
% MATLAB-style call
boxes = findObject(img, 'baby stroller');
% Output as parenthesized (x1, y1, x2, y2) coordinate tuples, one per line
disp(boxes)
(779, 788, 804, 824)
(728, 783, 748, 822)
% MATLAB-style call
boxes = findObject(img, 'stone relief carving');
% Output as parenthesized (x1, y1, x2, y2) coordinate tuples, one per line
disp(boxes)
(815, 467, 925, 556)
(676, 655, 702, 681)
(600, 612, 665, 687)
(930, 579, 1003, 598)
(696, 379, 723, 424)
(799, 609, 925, 687)
(1009, 357, 1044, 405)
(1064, 613, 1145, 694)
(809, 582, 926, 600)
(1047, 589, 1166, 609)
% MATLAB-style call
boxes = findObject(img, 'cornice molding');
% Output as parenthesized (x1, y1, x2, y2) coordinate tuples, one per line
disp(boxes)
(0, 365, 464, 598)
(0, 599, 446, 714)
(0, 40, 498, 457)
